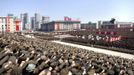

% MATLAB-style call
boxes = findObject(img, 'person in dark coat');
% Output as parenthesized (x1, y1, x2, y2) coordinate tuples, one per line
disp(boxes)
(10, 65, 22, 75)
(0, 55, 9, 67)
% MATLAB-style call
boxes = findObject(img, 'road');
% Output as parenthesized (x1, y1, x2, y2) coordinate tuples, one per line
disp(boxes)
(52, 41, 134, 60)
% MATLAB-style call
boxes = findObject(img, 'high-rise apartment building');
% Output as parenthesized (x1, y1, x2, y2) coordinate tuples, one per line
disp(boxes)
(35, 13, 42, 30)
(31, 17, 35, 30)
(20, 13, 28, 30)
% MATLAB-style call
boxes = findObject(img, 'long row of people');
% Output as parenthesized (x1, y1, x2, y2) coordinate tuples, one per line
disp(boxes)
(62, 34, 134, 53)
(66, 30, 134, 50)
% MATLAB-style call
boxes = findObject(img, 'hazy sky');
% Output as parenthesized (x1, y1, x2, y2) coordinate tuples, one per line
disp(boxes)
(0, 0, 134, 22)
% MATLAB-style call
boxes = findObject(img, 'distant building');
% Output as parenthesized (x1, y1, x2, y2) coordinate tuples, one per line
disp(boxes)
(14, 19, 21, 32)
(42, 16, 50, 24)
(116, 22, 133, 28)
(0, 17, 6, 32)
(21, 13, 28, 30)
(97, 21, 134, 29)
(25, 23, 31, 30)
(81, 22, 96, 29)
(6, 16, 15, 32)
(31, 17, 35, 30)
(101, 21, 117, 29)
(0, 16, 23, 33)
(8, 14, 14, 17)
(35, 13, 42, 30)
(41, 21, 81, 32)
(96, 20, 117, 29)
(96, 21, 102, 29)
(0, 16, 15, 32)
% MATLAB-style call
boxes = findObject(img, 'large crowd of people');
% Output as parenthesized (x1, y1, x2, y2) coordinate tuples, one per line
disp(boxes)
(0, 33, 134, 75)
(62, 37, 134, 54)
(64, 30, 134, 53)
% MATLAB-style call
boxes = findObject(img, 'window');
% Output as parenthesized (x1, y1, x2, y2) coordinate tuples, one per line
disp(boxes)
(2, 19, 3, 23)
(2, 19, 5, 23)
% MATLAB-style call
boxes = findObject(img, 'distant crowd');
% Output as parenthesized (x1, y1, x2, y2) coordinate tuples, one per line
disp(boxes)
(0, 33, 134, 75)
(66, 30, 134, 51)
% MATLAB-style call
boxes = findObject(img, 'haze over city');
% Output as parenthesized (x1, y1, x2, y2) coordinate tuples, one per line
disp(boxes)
(0, 0, 134, 22)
